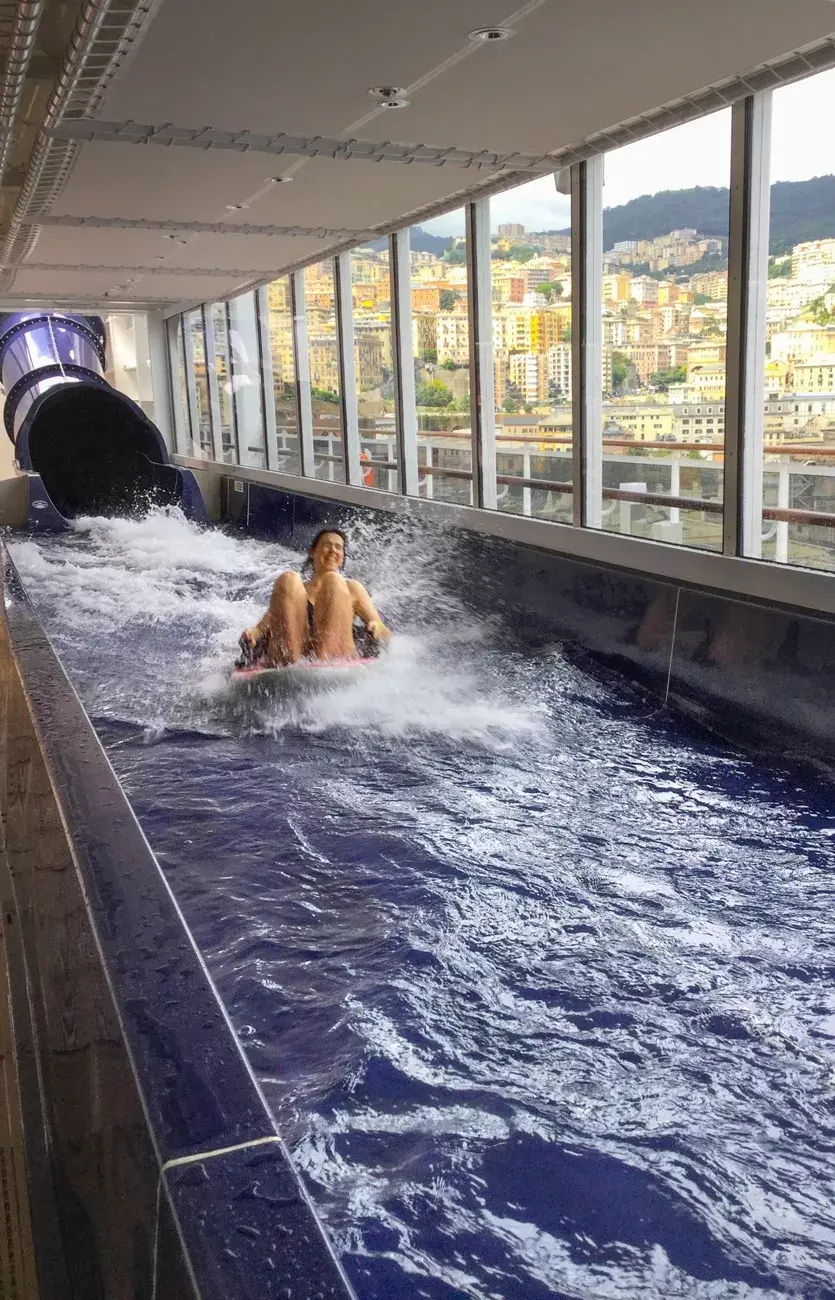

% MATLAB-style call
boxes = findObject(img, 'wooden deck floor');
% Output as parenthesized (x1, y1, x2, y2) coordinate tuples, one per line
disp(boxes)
(0, 916, 38, 1299)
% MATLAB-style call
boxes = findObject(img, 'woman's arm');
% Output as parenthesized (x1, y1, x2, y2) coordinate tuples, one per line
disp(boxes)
(347, 580, 392, 644)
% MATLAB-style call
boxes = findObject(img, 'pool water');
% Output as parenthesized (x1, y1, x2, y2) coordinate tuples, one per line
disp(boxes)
(10, 510, 835, 1300)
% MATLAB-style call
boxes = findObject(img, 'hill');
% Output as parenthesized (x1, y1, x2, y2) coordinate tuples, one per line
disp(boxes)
(368, 226, 452, 255)
(550, 175, 835, 255)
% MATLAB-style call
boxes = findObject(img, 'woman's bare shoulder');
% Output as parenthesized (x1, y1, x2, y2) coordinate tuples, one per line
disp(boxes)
(346, 578, 368, 595)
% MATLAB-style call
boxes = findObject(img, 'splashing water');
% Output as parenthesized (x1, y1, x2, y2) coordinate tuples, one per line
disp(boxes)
(9, 507, 835, 1300)
(10, 507, 544, 745)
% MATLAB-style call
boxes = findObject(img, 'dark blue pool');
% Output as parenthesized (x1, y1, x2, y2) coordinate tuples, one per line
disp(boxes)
(12, 511, 835, 1300)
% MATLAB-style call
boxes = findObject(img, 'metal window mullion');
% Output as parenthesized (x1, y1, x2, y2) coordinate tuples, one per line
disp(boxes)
(202, 304, 224, 464)
(167, 315, 191, 454)
(335, 252, 361, 486)
(256, 285, 277, 471)
(571, 156, 603, 529)
(225, 300, 242, 464)
(291, 269, 315, 477)
(181, 313, 201, 453)
(723, 92, 772, 558)
(466, 198, 497, 510)
(390, 230, 419, 495)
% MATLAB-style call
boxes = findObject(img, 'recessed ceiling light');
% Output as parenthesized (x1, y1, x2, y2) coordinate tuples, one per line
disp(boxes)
(469, 26, 515, 41)
(378, 97, 410, 109)
(268, 175, 294, 184)
(225, 203, 248, 211)
(368, 86, 406, 101)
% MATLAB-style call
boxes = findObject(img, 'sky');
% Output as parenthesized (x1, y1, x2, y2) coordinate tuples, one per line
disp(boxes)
(423, 68, 835, 238)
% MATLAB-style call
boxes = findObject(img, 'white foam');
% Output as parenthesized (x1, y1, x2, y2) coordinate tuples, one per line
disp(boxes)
(10, 506, 545, 748)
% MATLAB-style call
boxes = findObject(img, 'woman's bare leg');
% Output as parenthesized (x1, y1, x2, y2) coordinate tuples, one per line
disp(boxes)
(262, 571, 308, 665)
(310, 571, 356, 660)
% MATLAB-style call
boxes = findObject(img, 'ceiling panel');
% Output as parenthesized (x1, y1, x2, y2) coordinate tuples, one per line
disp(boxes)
(127, 274, 256, 302)
(9, 0, 835, 307)
(48, 145, 296, 222)
(222, 156, 478, 229)
(144, 232, 335, 272)
(49, 142, 492, 230)
(24, 225, 171, 266)
(100, 0, 511, 136)
(8, 268, 154, 297)
(355, 0, 835, 153)
(100, 0, 835, 156)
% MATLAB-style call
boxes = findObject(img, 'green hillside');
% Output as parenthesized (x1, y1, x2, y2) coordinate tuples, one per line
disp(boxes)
(551, 176, 835, 255)
(378, 175, 835, 261)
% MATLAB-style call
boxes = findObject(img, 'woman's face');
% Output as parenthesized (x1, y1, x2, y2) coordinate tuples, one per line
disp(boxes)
(310, 532, 345, 575)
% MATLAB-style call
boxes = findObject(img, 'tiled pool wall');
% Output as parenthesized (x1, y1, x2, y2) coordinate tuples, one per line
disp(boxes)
(0, 544, 355, 1300)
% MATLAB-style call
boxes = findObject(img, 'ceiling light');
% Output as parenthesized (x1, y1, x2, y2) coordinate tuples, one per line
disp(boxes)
(268, 175, 293, 184)
(378, 97, 410, 109)
(469, 26, 515, 41)
(225, 203, 249, 211)
(368, 86, 406, 101)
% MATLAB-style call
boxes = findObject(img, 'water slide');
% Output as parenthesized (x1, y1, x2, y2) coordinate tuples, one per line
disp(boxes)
(0, 311, 206, 525)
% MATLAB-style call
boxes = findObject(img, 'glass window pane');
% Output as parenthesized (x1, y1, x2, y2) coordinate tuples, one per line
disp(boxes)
(104, 313, 155, 422)
(490, 180, 573, 522)
(228, 291, 266, 469)
(210, 302, 237, 465)
(764, 69, 835, 572)
(266, 278, 302, 475)
(305, 260, 345, 484)
(168, 317, 191, 455)
(352, 242, 398, 492)
(187, 308, 213, 458)
(599, 111, 731, 550)
(409, 210, 471, 505)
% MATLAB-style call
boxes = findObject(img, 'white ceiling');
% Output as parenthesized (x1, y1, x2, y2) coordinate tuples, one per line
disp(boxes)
(3, 0, 835, 310)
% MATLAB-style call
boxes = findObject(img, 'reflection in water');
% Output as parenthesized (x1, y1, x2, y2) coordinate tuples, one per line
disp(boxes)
(11, 509, 835, 1300)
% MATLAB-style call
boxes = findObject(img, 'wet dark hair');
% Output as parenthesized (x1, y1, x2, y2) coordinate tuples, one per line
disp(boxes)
(302, 527, 348, 573)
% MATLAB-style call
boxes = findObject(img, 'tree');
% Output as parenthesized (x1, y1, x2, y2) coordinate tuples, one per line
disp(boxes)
(440, 358, 456, 370)
(311, 386, 339, 404)
(539, 281, 565, 303)
(507, 244, 537, 263)
(694, 292, 711, 305)
(456, 393, 471, 412)
(648, 365, 686, 391)
(612, 351, 630, 391)
(420, 346, 437, 363)
(439, 289, 458, 311)
(502, 394, 521, 413)
(416, 380, 453, 408)
(442, 247, 466, 265)
(768, 257, 792, 279)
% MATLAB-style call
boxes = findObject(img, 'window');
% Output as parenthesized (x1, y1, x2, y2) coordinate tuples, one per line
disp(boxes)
(186, 308, 212, 458)
(228, 292, 266, 469)
(762, 68, 835, 571)
(208, 302, 237, 464)
(305, 260, 344, 484)
(409, 211, 472, 505)
(490, 176, 572, 522)
(351, 242, 398, 491)
(600, 110, 731, 549)
(104, 314, 154, 421)
(265, 277, 302, 475)
(167, 316, 191, 456)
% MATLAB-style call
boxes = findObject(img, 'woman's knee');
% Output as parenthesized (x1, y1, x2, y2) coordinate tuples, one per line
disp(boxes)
(272, 570, 304, 598)
(318, 570, 349, 593)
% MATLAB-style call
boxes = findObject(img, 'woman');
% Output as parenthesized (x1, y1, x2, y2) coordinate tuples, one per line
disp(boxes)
(239, 528, 391, 666)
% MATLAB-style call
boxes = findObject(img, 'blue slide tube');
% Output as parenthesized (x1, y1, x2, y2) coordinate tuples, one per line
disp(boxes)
(0, 311, 206, 525)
